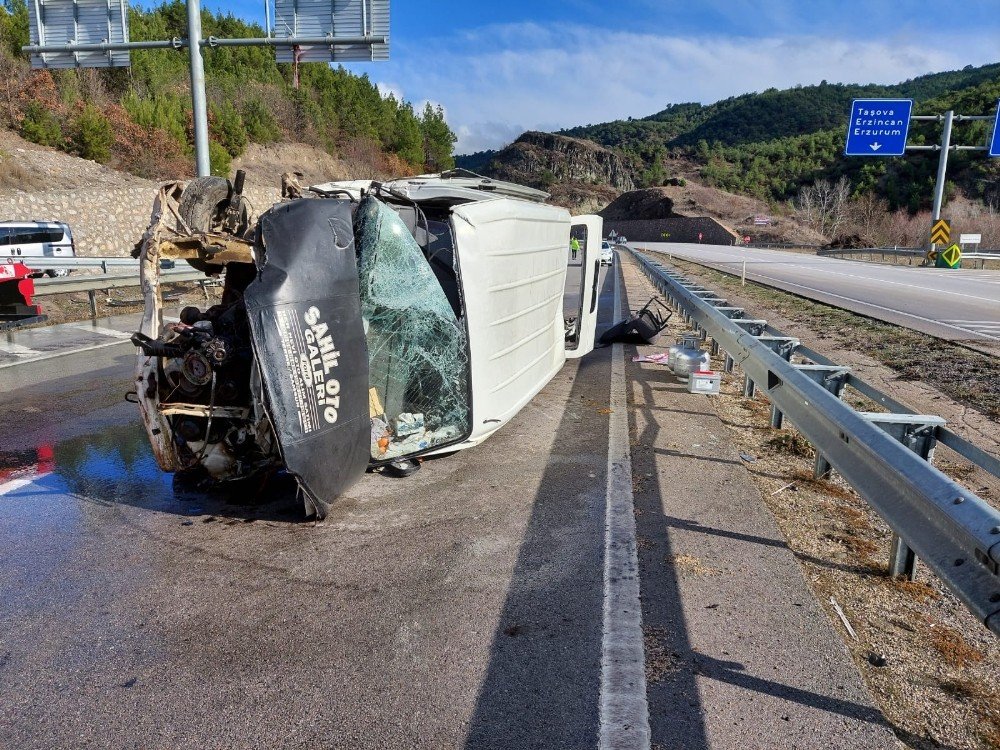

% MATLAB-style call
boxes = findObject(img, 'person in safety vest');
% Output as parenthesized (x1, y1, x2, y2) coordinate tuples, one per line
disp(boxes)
(570, 236, 580, 260)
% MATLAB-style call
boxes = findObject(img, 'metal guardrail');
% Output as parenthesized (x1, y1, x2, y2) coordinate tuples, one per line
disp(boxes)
(20, 257, 178, 272)
(31, 267, 205, 296)
(28, 266, 211, 319)
(818, 246, 1000, 262)
(628, 247, 1000, 635)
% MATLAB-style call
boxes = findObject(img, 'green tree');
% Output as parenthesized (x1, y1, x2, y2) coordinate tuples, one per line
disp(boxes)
(208, 139, 230, 177)
(210, 100, 247, 157)
(420, 102, 456, 171)
(70, 104, 114, 162)
(389, 102, 424, 167)
(0, 0, 28, 58)
(20, 101, 62, 146)
(241, 97, 281, 143)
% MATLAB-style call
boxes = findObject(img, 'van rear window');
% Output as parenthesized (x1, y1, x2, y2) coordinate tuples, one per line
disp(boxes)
(0, 227, 64, 245)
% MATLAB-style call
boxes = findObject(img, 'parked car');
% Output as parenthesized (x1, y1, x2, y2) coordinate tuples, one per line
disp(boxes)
(600, 241, 614, 265)
(132, 171, 604, 517)
(0, 220, 75, 276)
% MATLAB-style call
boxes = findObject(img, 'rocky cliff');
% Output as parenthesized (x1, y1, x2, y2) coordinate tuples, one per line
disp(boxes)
(480, 131, 636, 210)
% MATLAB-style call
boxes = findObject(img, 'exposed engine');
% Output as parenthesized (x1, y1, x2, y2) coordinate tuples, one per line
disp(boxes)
(132, 267, 278, 482)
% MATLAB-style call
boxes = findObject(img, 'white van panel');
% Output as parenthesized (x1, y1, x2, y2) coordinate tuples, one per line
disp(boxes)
(449, 198, 572, 446)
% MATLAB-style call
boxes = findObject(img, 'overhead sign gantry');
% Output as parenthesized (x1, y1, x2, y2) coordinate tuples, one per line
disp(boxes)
(23, 0, 391, 176)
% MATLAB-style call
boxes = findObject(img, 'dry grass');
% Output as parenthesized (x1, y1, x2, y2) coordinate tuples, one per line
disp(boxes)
(666, 553, 720, 576)
(879, 575, 941, 604)
(0, 150, 42, 191)
(929, 624, 986, 668)
(824, 532, 879, 558)
(765, 431, 815, 458)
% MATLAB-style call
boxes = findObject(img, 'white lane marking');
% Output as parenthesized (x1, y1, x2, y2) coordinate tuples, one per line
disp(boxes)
(0, 341, 42, 357)
(599, 260, 651, 750)
(72, 324, 133, 339)
(0, 477, 38, 496)
(779, 261, 1000, 304)
(739, 272, 1000, 342)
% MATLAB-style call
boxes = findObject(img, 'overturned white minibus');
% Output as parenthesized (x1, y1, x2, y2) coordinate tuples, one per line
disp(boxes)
(132, 171, 603, 517)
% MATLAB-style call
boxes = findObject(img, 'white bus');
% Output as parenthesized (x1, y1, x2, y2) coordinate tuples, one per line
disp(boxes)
(0, 221, 75, 276)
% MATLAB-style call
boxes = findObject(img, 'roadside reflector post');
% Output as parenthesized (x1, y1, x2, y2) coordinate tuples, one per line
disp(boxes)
(858, 413, 947, 581)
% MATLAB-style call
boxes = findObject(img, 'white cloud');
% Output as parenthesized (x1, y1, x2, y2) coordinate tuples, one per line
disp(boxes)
(376, 82, 404, 101)
(367, 23, 999, 153)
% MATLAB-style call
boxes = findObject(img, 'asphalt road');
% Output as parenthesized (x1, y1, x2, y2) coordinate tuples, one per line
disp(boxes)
(636, 242, 1000, 349)
(0, 257, 895, 749)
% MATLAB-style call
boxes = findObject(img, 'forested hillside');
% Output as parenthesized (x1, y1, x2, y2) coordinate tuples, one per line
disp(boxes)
(0, 0, 456, 179)
(558, 63, 1000, 210)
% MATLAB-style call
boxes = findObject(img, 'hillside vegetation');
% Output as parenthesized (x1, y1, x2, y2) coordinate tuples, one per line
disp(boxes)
(559, 64, 1000, 211)
(0, 0, 456, 180)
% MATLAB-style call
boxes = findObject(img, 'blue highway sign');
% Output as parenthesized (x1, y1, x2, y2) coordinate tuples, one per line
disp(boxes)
(989, 100, 1000, 158)
(845, 99, 913, 156)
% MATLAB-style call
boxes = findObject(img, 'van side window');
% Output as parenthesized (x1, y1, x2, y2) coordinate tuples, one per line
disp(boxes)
(0, 228, 64, 245)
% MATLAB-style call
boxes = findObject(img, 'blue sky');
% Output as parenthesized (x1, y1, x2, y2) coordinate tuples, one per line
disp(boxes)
(206, 1, 1000, 153)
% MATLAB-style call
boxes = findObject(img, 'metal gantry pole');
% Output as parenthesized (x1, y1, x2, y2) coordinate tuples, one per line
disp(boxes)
(931, 110, 954, 221)
(186, 0, 212, 177)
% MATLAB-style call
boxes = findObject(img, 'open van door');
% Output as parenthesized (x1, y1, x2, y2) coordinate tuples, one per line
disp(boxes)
(564, 214, 603, 359)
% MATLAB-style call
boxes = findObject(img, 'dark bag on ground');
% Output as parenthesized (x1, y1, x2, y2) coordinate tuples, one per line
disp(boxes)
(598, 297, 672, 346)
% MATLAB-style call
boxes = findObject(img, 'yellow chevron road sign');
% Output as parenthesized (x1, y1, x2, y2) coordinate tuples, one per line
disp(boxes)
(925, 248, 938, 263)
(930, 219, 950, 245)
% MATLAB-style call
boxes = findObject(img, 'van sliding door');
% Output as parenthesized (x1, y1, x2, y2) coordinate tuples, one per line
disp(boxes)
(564, 214, 603, 359)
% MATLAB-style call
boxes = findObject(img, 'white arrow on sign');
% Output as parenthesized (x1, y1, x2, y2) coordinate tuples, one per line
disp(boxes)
(870, 142, 882, 151)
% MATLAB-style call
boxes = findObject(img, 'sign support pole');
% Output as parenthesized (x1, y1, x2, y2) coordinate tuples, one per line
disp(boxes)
(186, 0, 211, 177)
(930, 110, 953, 222)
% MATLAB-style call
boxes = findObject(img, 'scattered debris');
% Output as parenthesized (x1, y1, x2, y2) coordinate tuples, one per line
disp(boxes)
(829, 597, 858, 640)
(867, 652, 889, 668)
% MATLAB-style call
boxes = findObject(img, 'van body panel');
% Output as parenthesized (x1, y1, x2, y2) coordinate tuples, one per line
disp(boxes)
(449, 198, 572, 446)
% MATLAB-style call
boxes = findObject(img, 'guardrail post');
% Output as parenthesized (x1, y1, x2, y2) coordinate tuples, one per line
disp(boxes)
(792, 365, 851, 479)
(88, 290, 98, 319)
(753, 336, 800, 429)
(859, 413, 946, 581)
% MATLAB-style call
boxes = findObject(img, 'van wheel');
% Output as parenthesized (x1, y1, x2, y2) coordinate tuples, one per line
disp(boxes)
(178, 176, 232, 234)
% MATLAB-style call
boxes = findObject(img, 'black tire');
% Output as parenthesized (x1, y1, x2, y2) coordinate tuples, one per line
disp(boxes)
(178, 176, 231, 234)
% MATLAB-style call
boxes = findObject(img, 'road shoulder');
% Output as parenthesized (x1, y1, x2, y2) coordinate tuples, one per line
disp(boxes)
(618, 254, 898, 749)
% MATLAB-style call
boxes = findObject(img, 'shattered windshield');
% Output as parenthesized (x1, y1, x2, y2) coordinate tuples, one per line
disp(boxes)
(355, 196, 471, 460)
